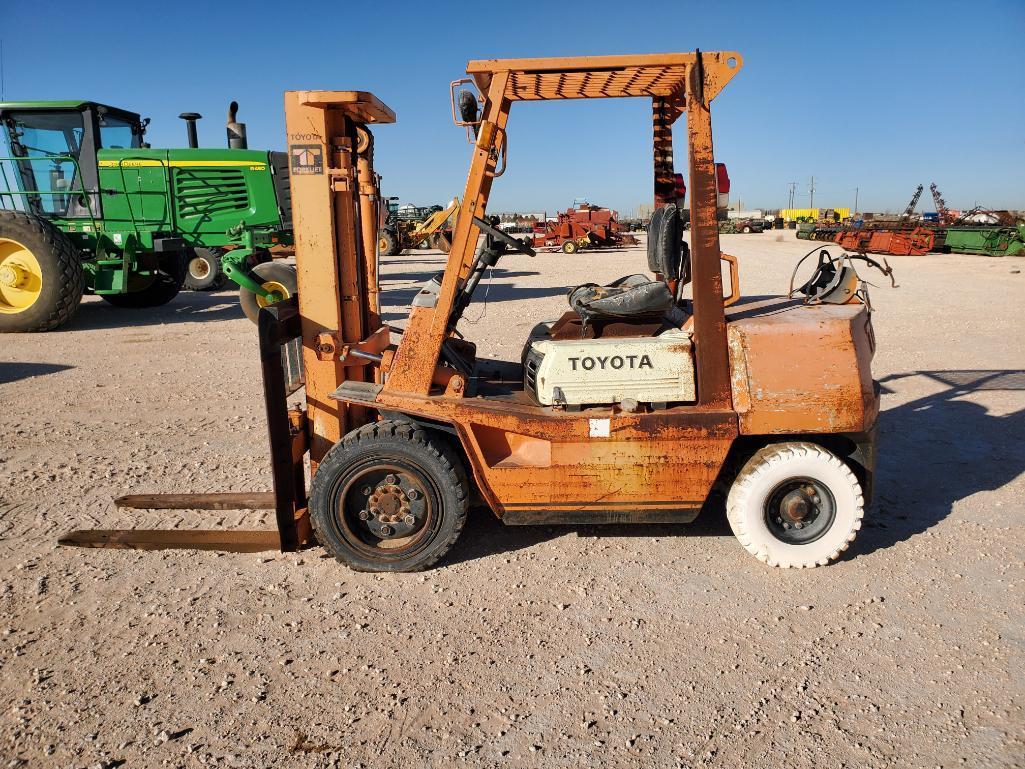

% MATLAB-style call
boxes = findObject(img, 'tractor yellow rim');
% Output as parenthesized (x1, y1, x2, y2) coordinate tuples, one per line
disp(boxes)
(0, 238, 43, 314)
(256, 280, 291, 309)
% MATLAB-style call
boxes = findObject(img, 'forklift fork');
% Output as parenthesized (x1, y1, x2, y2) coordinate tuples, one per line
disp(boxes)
(59, 298, 312, 553)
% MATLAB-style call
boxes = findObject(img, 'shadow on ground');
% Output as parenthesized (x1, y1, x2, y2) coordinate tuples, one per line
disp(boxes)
(62, 291, 245, 331)
(852, 369, 1025, 558)
(0, 362, 74, 385)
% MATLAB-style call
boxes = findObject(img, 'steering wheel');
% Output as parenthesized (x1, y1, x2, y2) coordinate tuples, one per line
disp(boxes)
(473, 216, 535, 257)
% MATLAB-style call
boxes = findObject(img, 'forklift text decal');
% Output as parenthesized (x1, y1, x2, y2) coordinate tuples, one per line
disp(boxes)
(289, 144, 324, 175)
(568, 355, 653, 371)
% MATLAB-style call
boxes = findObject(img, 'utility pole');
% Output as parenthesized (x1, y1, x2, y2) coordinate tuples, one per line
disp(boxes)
(854, 186, 859, 214)
(787, 182, 797, 210)
(808, 176, 816, 210)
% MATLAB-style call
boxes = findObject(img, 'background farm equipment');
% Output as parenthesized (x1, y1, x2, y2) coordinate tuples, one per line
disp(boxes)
(528, 203, 637, 253)
(378, 199, 457, 256)
(0, 100, 293, 331)
(943, 225, 1025, 257)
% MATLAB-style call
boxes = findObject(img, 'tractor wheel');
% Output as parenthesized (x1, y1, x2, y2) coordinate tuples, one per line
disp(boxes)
(184, 248, 227, 291)
(238, 261, 298, 324)
(743, 226, 752, 234)
(726, 442, 864, 568)
(309, 420, 469, 572)
(0, 211, 84, 332)
(562, 240, 579, 254)
(100, 252, 186, 309)
(378, 229, 400, 257)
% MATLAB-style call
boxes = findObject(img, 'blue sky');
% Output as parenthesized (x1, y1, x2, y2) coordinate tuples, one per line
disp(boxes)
(3, 0, 1023, 215)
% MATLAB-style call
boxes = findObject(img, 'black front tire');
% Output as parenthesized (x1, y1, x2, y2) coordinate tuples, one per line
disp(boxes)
(0, 211, 84, 332)
(309, 420, 469, 572)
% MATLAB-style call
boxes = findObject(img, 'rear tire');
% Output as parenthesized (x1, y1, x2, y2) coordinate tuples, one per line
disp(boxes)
(726, 442, 864, 568)
(378, 229, 400, 257)
(562, 240, 579, 254)
(310, 420, 469, 572)
(0, 211, 83, 332)
(184, 248, 227, 291)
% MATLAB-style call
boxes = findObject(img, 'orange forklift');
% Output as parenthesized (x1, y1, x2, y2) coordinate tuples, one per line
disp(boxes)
(64, 51, 882, 571)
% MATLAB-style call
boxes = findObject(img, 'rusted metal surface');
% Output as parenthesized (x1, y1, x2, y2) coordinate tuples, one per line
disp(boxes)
(284, 91, 393, 459)
(726, 298, 878, 435)
(259, 298, 312, 551)
(686, 53, 733, 409)
(652, 96, 682, 208)
(58, 529, 281, 553)
(114, 493, 275, 510)
(335, 383, 738, 520)
(355, 134, 382, 331)
(465, 52, 742, 102)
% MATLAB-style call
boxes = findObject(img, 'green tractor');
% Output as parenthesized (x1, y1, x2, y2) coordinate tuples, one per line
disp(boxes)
(0, 100, 295, 331)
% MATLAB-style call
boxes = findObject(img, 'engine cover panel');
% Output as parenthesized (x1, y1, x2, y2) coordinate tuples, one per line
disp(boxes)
(524, 328, 695, 406)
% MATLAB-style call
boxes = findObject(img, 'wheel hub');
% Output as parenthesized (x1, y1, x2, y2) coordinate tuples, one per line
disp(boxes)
(0, 240, 43, 313)
(764, 478, 835, 544)
(355, 471, 426, 539)
(188, 257, 211, 279)
(0, 262, 27, 288)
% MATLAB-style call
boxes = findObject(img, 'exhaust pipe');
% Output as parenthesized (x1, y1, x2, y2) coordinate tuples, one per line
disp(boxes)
(226, 101, 247, 149)
(178, 112, 202, 148)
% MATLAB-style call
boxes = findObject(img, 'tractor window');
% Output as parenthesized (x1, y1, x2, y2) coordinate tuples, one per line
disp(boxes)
(2, 111, 84, 216)
(98, 114, 141, 149)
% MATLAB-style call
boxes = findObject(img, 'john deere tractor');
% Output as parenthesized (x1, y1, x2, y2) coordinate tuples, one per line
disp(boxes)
(0, 100, 294, 331)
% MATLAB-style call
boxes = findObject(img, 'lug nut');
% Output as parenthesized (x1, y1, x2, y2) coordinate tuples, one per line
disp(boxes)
(403, 514, 415, 526)
(361, 485, 372, 495)
(358, 510, 370, 521)
(385, 474, 397, 485)
(380, 525, 392, 536)
(407, 489, 419, 500)
(795, 521, 804, 529)
(812, 495, 821, 504)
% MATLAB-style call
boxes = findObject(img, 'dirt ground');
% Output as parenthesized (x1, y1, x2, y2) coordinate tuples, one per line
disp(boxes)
(1, 230, 1023, 768)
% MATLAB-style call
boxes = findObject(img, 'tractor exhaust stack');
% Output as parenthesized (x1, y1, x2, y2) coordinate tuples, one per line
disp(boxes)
(226, 101, 247, 149)
(178, 112, 202, 148)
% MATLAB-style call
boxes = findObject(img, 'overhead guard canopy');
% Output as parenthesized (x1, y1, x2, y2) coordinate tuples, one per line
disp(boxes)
(466, 51, 743, 103)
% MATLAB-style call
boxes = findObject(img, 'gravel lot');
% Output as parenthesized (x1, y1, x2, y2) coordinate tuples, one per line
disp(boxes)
(1, 230, 1022, 768)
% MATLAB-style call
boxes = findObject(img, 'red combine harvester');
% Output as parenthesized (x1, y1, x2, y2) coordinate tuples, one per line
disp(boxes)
(529, 203, 638, 254)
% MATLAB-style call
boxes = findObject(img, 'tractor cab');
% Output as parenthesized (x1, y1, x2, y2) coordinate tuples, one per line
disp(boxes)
(0, 101, 146, 219)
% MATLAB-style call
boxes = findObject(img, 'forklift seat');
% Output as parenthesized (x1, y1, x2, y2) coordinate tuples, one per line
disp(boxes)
(568, 203, 686, 328)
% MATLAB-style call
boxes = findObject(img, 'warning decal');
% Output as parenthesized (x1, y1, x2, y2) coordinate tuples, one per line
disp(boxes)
(289, 144, 324, 175)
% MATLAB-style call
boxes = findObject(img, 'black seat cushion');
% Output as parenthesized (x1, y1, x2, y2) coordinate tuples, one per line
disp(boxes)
(568, 274, 674, 327)
(566, 204, 685, 328)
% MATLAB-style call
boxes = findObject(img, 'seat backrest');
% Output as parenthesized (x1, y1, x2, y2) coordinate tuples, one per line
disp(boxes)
(646, 203, 682, 281)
